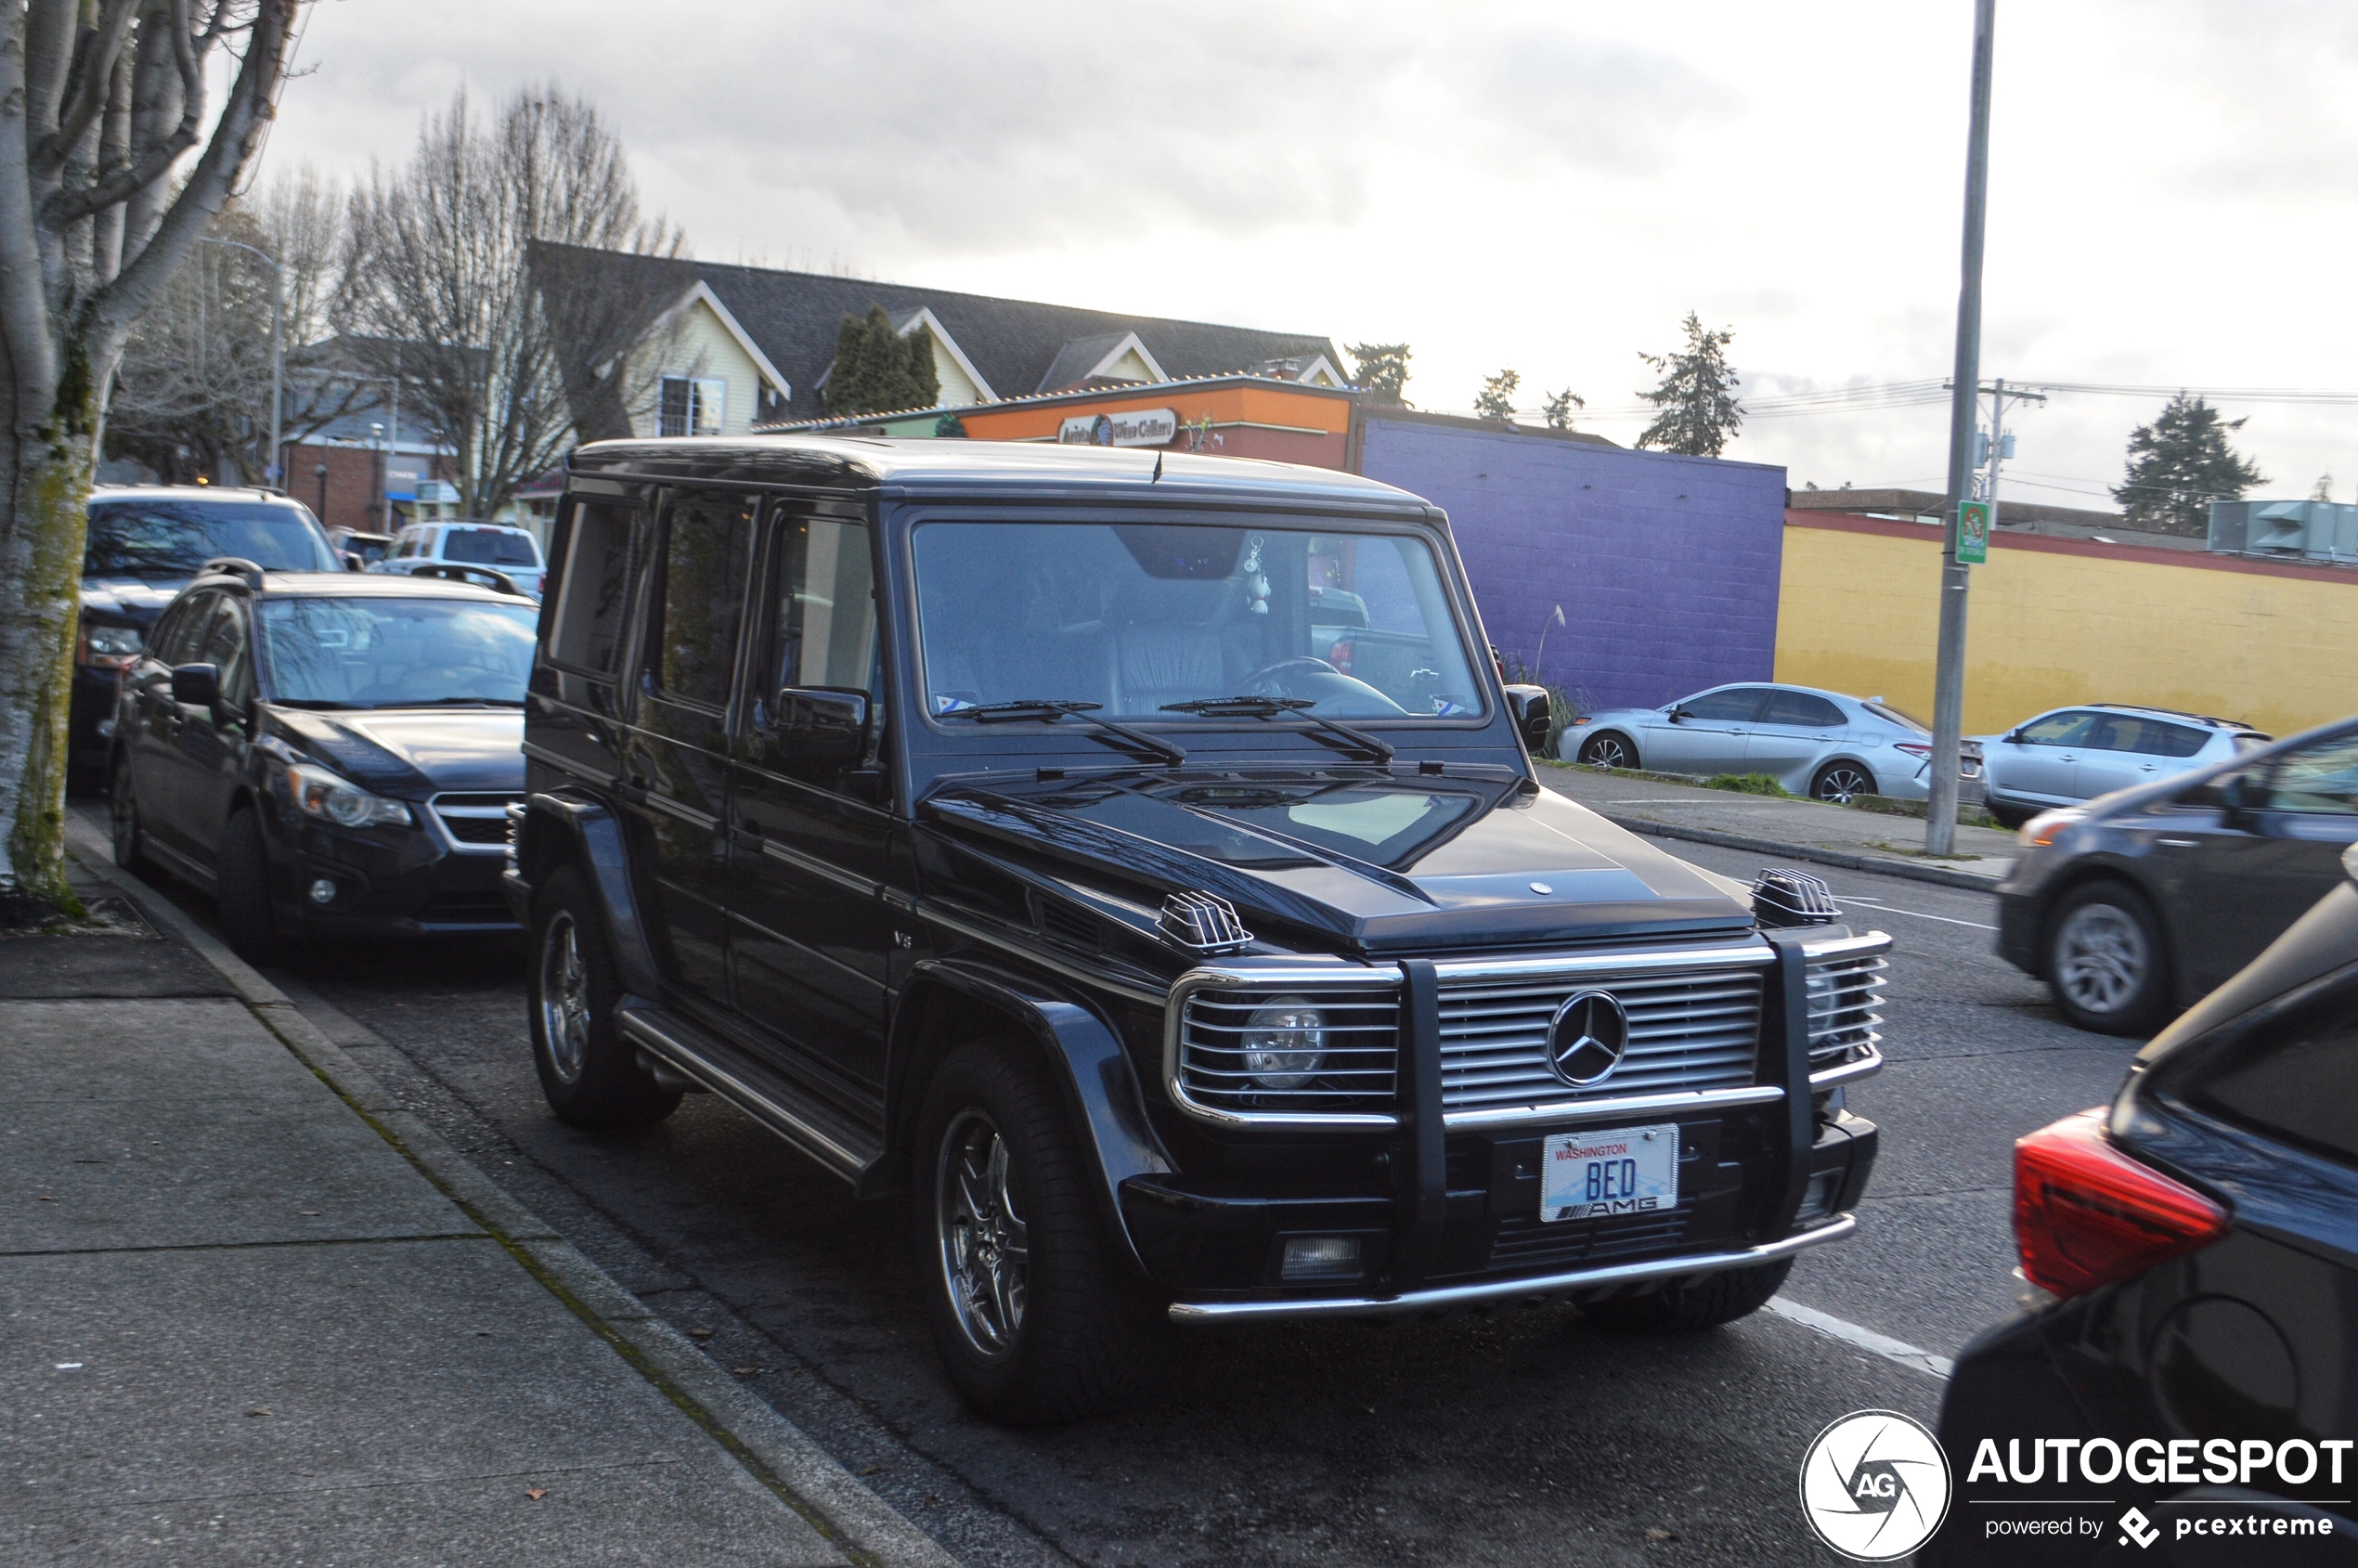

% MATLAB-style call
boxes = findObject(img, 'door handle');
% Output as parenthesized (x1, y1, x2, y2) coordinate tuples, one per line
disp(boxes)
(2157, 838, 2198, 848)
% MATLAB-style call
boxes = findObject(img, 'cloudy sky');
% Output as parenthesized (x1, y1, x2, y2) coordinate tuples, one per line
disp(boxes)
(263, 0, 2358, 508)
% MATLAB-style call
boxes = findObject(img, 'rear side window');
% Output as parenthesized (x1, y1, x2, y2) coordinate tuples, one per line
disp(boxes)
(443, 526, 539, 567)
(645, 493, 756, 708)
(1763, 690, 1844, 728)
(2167, 965, 2358, 1167)
(547, 503, 644, 674)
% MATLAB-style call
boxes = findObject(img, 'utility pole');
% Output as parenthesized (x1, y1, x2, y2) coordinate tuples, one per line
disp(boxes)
(1926, 0, 1999, 858)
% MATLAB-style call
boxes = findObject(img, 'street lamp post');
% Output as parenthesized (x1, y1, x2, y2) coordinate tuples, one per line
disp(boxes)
(197, 237, 282, 490)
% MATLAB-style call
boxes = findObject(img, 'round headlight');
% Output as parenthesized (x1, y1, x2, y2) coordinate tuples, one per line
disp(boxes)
(1242, 994, 1326, 1090)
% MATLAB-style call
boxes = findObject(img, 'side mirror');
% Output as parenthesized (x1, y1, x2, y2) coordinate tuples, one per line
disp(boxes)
(344, 554, 365, 572)
(2220, 771, 2264, 816)
(1667, 706, 1691, 723)
(771, 687, 869, 768)
(1502, 684, 1554, 755)
(170, 663, 220, 707)
(2003, 728, 2024, 744)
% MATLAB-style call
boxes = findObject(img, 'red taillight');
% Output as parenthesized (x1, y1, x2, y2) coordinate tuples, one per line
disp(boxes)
(2014, 1108, 2227, 1299)
(1895, 742, 1933, 758)
(1328, 640, 1354, 675)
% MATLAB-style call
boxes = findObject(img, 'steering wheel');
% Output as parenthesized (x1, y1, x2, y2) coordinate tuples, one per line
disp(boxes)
(1241, 655, 1341, 697)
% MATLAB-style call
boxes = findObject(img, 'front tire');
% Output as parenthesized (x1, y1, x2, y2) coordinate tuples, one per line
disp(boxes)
(1579, 731, 1637, 771)
(215, 807, 289, 965)
(916, 1041, 1164, 1425)
(1810, 760, 1877, 805)
(528, 864, 682, 1129)
(2044, 881, 2170, 1036)
(1580, 1257, 1793, 1332)
(110, 755, 155, 879)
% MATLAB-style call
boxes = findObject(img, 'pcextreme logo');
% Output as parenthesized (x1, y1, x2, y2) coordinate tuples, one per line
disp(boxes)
(1799, 1409, 1954, 1562)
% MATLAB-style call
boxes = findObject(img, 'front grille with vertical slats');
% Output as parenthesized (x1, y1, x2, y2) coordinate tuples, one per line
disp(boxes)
(434, 793, 523, 846)
(1805, 946, 1888, 1072)
(1436, 966, 1765, 1114)
(1177, 988, 1400, 1116)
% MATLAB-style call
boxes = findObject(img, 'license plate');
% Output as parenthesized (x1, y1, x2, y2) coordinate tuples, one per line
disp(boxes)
(1540, 1123, 1679, 1223)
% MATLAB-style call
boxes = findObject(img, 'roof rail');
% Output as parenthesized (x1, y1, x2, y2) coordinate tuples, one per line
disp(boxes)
(2085, 701, 2256, 729)
(410, 563, 523, 597)
(198, 556, 267, 590)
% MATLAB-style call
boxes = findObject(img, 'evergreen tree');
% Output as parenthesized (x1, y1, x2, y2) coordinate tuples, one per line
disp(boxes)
(1634, 313, 1743, 457)
(1347, 342, 1413, 406)
(1542, 388, 1585, 431)
(2112, 394, 2266, 535)
(823, 306, 939, 416)
(1474, 369, 1520, 422)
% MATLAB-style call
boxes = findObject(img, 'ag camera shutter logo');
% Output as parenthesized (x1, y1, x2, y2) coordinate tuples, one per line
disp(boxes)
(1799, 1409, 1952, 1561)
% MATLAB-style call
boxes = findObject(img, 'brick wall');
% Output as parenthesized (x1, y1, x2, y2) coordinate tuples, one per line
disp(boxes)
(1354, 413, 1788, 712)
(286, 444, 456, 534)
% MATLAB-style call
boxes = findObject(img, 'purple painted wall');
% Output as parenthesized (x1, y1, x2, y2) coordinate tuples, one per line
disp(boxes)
(1355, 411, 1787, 713)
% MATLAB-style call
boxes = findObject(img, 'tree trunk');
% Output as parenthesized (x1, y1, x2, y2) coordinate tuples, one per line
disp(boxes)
(0, 351, 99, 919)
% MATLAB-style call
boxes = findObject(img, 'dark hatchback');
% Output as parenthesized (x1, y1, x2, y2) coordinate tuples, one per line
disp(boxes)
(504, 435, 1894, 1424)
(1931, 847, 2358, 1565)
(1996, 718, 2358, 1034)
(73, 486, 341, 789)
(109, 564, 538, 960)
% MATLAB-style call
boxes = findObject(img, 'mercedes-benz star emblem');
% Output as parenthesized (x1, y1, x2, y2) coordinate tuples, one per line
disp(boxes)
(1547, 991, 1629, 1087)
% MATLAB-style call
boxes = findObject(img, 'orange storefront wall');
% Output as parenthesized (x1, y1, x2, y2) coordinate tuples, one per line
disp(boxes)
(953, 382, 1352, 469)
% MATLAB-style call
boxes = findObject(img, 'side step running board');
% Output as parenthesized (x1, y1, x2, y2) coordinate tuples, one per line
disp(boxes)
(616, 1001, 884, 1186)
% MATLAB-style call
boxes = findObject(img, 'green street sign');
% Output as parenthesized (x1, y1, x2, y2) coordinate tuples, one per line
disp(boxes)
(1956, 499, 1991, 565)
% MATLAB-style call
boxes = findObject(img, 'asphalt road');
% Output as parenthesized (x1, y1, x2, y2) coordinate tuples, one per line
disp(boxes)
(107, 810, 2135, 1566)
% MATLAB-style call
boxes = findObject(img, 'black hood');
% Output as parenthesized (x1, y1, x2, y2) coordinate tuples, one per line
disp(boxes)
(267, 706, 525, 797)
(921, 771, 1755, 954)
(80, 577, 191, 628)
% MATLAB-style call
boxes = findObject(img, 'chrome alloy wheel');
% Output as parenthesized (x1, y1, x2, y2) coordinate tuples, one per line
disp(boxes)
(1814, 764, 1874, 804)
(2053, 901, 2148, 1017)
(937, 1110, 1029, 1359)
(1582, 733, 1631, 770)
(538, 912, 591, 1084)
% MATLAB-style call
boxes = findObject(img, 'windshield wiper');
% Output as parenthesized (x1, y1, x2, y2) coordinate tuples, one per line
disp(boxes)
(378, 696, 526, 708)
(949, 699, 1185, 766)
(1160, 696, 1395, 763)
(270, 698, 361, 710)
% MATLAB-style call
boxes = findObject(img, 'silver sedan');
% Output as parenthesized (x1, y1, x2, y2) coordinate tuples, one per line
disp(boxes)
(1564, 682, 1982, 803)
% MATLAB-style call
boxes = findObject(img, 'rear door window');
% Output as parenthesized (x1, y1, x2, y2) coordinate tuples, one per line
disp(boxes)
(547, 502, 645, 675)
(1762, 690, 1844, 728)
(644, 493, 757, 709)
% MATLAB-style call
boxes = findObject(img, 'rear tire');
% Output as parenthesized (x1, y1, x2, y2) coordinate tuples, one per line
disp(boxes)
(1580, 1257, 1793, 1332)
(1810, 760, 1877, 805)
(2044, 881, 2170, 1037)
(1578, 731, 1637, 771)
(528, 864, 682, 1129)
(1987, 804, 2031, 831)
(915, 1040, 1165, 1425)
(215, 807, 289, 965)
(110, 755, 154, 879)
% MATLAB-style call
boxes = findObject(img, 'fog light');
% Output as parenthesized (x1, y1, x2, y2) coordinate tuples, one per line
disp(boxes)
(1795, 1167, 1845, 1225)
(309, 878, 338, 905)
(1281, 1235, 1363, 1281)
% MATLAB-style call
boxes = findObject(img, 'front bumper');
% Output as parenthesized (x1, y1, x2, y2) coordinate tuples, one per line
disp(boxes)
(265, 807, 520, 936)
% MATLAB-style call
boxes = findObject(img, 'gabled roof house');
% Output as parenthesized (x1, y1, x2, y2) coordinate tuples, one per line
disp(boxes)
(528, 242, 1345, 441)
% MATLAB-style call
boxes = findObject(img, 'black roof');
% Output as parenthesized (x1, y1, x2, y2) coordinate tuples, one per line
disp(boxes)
(530, 243, 1343, 430)
(567, 434, 1434, 514)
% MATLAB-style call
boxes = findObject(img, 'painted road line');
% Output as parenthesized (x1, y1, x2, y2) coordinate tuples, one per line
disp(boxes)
(1836, 895, 1998, 931)
(1768, 1297, 1955, 1380)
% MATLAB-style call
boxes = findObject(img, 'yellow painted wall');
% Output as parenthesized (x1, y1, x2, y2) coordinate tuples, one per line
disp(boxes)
(1775, 519, 2358, 738)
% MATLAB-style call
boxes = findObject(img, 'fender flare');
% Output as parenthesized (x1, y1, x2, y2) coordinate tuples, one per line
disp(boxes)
(512, 792, 664, 998)
(889, 959, 1173, 1278)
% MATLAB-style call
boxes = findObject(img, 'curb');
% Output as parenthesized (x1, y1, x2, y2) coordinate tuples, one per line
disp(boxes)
(62, 818, 957, 1568)
(1587, 812, 2007, 894)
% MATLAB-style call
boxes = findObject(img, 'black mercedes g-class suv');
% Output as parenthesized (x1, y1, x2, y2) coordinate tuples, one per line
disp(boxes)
(505, 435, 1888, 1424)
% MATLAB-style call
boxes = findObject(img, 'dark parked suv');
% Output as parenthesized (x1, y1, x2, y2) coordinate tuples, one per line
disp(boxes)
(505, 436, 1892, 1422)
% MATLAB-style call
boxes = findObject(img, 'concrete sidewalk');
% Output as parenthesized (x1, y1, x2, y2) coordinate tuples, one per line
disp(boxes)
(1538, 762, 2020, 890)
(3, 838, 952, 1567)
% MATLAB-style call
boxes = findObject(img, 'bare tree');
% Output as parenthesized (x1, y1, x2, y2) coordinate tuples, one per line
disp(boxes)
(0, 0, 304, 917)
(339, 84, 684, 520)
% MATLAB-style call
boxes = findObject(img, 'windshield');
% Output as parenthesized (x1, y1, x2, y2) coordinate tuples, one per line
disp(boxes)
(257, 597, 538, 707)
(912, 521, 1483, 722)
(85, 499, 337, 578)
(443, 526, 540, 567)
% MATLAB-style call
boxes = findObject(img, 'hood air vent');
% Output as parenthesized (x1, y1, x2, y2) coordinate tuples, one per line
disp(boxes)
(1160, 890, 1251, 954)
(1751, 868, 1841, 927)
